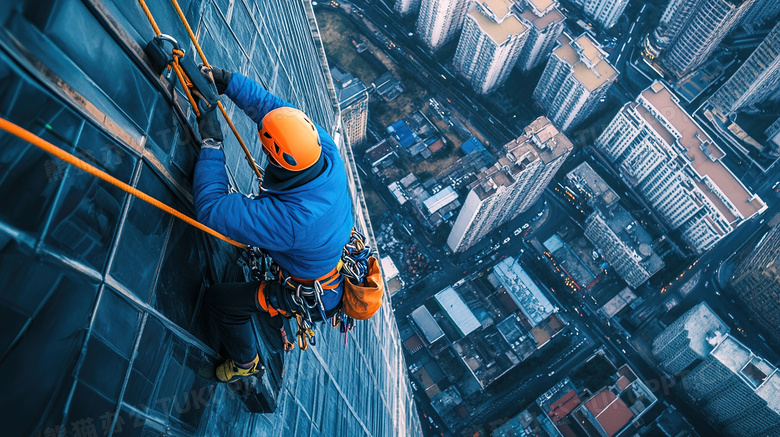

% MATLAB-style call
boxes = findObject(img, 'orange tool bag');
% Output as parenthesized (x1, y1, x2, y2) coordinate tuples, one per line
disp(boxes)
(340, 231, 384, 320)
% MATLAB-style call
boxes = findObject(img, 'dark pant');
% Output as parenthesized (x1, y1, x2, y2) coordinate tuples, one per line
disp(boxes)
(204, 281, 265, 364)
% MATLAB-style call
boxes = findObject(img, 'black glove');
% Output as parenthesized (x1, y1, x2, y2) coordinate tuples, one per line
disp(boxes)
(197, 109, 223, 143)
(201, 65, 232, 95)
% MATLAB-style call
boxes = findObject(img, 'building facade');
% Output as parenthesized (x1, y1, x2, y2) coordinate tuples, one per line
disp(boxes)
(447, 117, 572, 252)
(655, 0, 755, 77)
(0, 1, 421, 436)
(416, 0, 470, 50)
(395, 0, 423, 15)
(331, 66, 370, 148)
(595, 81, 765, 252)
(533, 33, 617, 132)
(729, 225, 780, 344)
(515, 0, 566, 71)
(681, 335, 780, 436)
(453, 0, 529, 94)
(740, 0, 780, 33)
(709, 21, 780, 115)
(652, 303, 731, 376)
(578, 0, 629, 29)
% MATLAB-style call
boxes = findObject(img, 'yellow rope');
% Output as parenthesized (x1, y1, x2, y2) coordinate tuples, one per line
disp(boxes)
(0, 117, 248, 249)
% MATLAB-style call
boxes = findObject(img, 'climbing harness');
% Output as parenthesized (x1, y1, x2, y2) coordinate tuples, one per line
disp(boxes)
(246, 231, 380, 350)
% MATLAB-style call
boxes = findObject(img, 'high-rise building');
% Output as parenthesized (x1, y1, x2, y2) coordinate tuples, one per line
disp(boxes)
(416, 0, 471, 50)
(654, 305, 780, 436)
(0, 2, 421, 436)
(729, 225, 780, 344)
(447, 117, 572, 252)
(533, 33, 617, 132)
(652, 303, 731, 376)
(681, 335, 780, 436)
(584, 212, 664, 288)
(651, 0, 755, 77)
(330, 66, 370, 148)
(578, 0, 630, 29)
(452, 0, 529, 94)
(595, 81, 766, 252)
(515, 0, 566, 71)
(709, 21, 780, 115)
(740, 0, 780, 33)
(395, 0, 423, 15)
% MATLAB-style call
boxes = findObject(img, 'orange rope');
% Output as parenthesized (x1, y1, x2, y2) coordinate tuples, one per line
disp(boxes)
(138, 0, 161, 36)
(171, 50, 201, 117)
(0, 117, 248, 249)
(168, 0, 263, 181)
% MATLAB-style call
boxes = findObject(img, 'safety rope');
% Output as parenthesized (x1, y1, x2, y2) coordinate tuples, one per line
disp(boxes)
(137, 0, 263, 181)
(0, 117, 248, 249)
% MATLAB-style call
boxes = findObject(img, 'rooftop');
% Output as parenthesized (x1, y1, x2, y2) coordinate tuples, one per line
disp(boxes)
(566, 162, 620, 208)
(329, 65, 368, 107)
(555, 33, 617, 92)
(524, 0, 557, 16)
(424, 186, 458, 215)
(711, 335, 780, 414)
(584, 389, 634, 437)
(680, 303, 730, 357)
(470, 1, 527, 45)
(493, 257, 556, 327)
(639, 82, 765, 220)
(435, 287, 481, 337)
(517, 5, 564, 31)
(505, 116, 573, 164)
(411, 306, 446, 344)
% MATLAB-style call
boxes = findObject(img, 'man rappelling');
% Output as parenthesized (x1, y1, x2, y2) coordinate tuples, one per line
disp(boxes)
(193, 67, 355, 382)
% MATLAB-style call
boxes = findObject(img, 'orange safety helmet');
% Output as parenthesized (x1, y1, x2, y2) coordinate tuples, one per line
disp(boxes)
(258, 107, 321, 171)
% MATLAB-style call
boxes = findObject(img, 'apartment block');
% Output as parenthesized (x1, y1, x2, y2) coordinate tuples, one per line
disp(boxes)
(416, 0, 470, 50)
(515, 0, 566, 71)
(657, 0, 755, 77)
(447, 117, 572, 252)
(453, 0, 529, 94)
(681, 335, 780, 436)
(584, 211, 664, 288)
(740, 0, 780, 32)
(595, 81, 766, 252)
(709, 21, 780, 115)
(330, 65, 370, 147)
(652, 303, 731, 376)
(729, 225, 780, 344)
(578, 0, 629, 29)
(533, 33, 617, 132)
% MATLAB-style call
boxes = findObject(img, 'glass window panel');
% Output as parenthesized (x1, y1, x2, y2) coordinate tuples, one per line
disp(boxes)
(0, 304, 27, 358)
(0, 74, 81, 235)
(78, 336, 129, 402)
(92, 288, 140, 358)
(151, 338, 185, 416)
(169, 348, 214, 430)
(0, 259, 98, 436)
(45, 0, 156, 127)
(123, 316, 167, 410)
(110, 165, 175, 300)
(152, 221, 204, 333)
(66, 383, 117, 437)
(146, 95, 178, 156)
(43, 124, 136, 272)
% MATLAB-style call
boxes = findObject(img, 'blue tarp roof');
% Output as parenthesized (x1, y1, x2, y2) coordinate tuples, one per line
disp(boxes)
(461, 137, 484, 154)
(387, 120, 416, 148)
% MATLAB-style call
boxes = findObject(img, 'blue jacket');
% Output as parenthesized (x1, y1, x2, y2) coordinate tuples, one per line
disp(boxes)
(193, 73, 354, 309)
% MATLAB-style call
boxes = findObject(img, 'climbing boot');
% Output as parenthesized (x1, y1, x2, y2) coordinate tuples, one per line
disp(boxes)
(216, 354, 263, 382)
